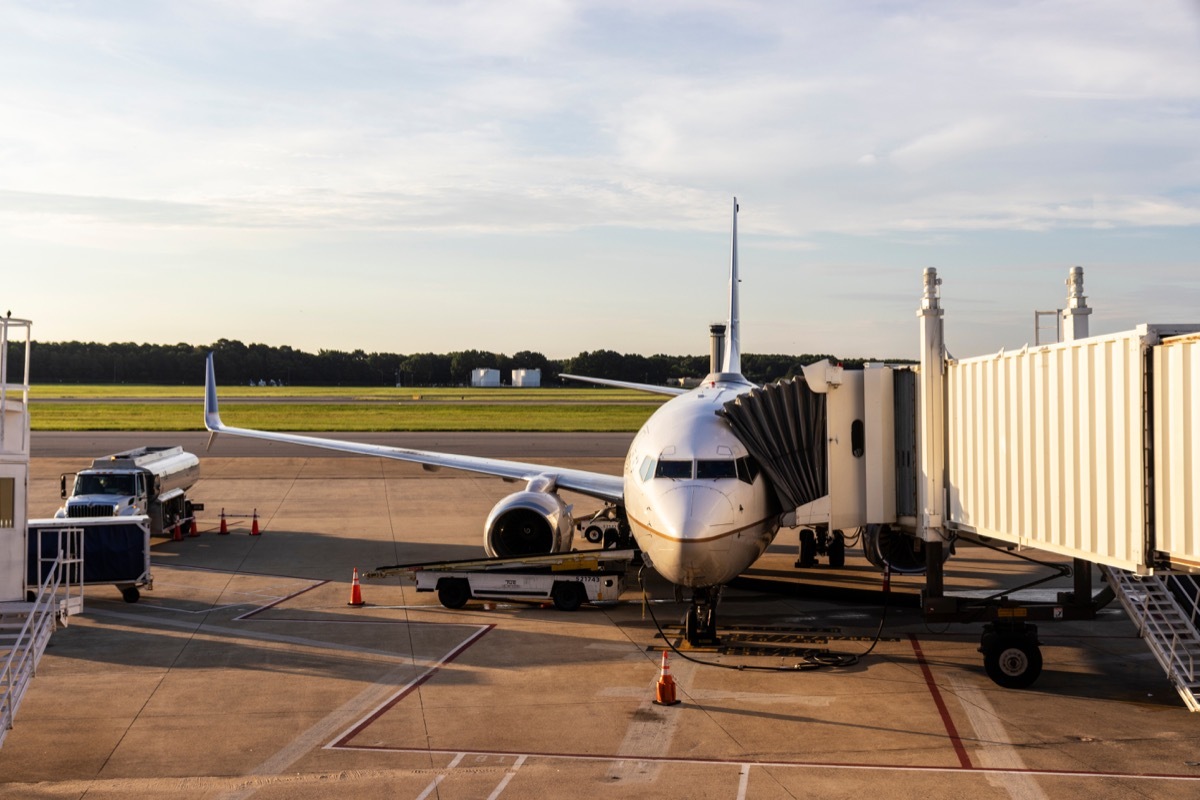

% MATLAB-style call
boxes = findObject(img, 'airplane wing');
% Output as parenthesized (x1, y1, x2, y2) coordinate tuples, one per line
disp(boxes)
(204, 354, 624, 504)
(558, 373, 688, 396)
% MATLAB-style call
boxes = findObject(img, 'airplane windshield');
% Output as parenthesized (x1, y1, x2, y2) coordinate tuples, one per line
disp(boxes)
(696, 460, 737, 479)
(654, 460, 693, 479)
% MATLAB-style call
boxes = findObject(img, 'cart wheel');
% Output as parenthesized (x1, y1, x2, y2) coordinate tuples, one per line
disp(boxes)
(827, 531, 846, 569)
(436, 578, 470, 610)
(121, 586, 141, 604)
(983, 635, 1043, 689)
(584, 525, 604, 544)
(551, 582, 586, 612)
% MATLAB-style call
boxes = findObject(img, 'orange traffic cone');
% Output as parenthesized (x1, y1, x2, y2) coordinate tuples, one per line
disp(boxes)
(347, 568, 365, 607)
(219, 509, 229, 535)
(250, 509, 260, 536)
(188, 516, 200, 537)
(653, 649, 680, 706)
(171, 518, 183, 542)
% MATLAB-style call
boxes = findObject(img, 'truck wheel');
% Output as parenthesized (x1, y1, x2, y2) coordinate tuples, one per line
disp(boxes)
(121, 586, 141, 604)
(436, 578, 470, 610)
(584, 525, 604, 544)
(551, 581, 586, 612)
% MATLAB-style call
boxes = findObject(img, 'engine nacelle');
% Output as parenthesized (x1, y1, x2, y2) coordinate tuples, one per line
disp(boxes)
(484, 490, 575, 558)
(862, 523, 951, 574)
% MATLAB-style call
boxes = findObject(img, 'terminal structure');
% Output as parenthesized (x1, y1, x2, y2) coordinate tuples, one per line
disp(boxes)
(0, 316, 83, 747)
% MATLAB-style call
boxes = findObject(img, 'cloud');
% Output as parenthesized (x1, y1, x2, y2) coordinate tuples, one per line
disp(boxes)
(2, 1, 1199, 356)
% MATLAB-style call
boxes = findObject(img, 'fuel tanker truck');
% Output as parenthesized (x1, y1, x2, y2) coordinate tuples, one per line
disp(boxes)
(56, 446, 203, 536)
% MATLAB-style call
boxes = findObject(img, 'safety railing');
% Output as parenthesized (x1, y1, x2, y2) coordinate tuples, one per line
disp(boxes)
(0, 527, 83, 747)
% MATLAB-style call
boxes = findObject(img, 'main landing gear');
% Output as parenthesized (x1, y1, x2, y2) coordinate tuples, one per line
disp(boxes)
(684, 586, 722, 647)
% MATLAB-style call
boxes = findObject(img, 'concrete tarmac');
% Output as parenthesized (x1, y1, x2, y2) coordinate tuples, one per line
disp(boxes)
(3, 440, 1199, 798)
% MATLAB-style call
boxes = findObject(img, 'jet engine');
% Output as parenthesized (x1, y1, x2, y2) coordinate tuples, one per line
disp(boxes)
(484, 490, 574, 558)
(862, 523, 950, 574)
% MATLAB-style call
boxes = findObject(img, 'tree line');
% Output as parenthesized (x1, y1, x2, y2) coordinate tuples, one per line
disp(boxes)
(7, 339, 901, 387)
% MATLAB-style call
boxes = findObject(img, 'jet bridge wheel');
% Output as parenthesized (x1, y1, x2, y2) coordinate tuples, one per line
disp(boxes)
(826, 531, 846, 569)
(980, 622, 1043, 689)
(797, 529, 817, 568)
(436, 578, 471, 610)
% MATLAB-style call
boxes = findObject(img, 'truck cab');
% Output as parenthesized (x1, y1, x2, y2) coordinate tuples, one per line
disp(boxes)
(56, 446, 201, 536)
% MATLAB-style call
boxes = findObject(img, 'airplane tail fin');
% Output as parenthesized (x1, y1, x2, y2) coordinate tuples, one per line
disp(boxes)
(723, 197, 741, 375)
(204, 353, 224, 447)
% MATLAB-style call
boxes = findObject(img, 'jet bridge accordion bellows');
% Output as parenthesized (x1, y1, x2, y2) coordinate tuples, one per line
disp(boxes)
(717, 377, 827, 511)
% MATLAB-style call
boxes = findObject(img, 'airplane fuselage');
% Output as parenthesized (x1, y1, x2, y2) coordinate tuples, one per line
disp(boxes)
(621, 372, 780, 588)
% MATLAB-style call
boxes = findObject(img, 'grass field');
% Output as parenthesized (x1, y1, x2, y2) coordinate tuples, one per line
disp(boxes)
(29, 386, 665, 431)
(31, 385, 653, 402)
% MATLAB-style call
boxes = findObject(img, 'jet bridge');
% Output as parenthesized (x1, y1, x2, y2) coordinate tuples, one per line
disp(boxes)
(721, 267, 1200, 696)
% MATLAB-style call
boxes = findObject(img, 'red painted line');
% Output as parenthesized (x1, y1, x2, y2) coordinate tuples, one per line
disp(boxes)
(909, 633, 972, 770)
(329, 623, 494, 748)
(234, 580, 329, 620)
(326, 745, 1200, 782)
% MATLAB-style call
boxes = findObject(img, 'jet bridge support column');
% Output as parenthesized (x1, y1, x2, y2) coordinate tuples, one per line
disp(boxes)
(0, 316, 32, 602)
(1061, 266, 1091, 343)
(917, 268, 948, 603)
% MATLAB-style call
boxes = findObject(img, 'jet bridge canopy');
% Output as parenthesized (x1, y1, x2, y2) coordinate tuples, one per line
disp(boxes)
(716, 378, 827, 513)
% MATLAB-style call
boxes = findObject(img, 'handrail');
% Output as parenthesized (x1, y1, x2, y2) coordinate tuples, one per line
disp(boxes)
(0, 527, 83, 745)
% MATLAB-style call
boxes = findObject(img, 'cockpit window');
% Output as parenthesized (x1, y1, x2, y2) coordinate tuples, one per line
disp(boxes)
(638, 456, 656, 482)
(654, 460, 693, 479)
(696, 460, 737, 479)
(735, 456, 760, 484)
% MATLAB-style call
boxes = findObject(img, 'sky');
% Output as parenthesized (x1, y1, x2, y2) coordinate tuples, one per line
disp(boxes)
(2, 0, 1199, 362)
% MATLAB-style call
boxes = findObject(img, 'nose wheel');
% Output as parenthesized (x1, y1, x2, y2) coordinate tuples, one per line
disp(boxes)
(684, 587, 721, 647)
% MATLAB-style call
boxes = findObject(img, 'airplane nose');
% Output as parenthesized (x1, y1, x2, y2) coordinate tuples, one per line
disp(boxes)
(656, 486, 734, 539)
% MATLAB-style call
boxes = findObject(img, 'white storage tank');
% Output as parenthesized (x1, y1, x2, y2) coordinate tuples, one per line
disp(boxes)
(512, 368, 541, 388)
(471, 368, 501, 388)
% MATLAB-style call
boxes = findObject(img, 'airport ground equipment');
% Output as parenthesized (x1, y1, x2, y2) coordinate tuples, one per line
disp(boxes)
(27, 517, 152, 603)
(579, 506, 629, 547)
(56, 445, 203, 537)
(367, 549, 636, 611)
(1, 526, 83, 749)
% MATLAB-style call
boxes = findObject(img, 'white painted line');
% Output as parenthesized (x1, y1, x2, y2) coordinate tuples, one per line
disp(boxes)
(604, 656, 693, 784)
(415, 752, 465, 800)
(89, 608, 423, 665)
(337, 745, 1200, 783)
(486, 754, 527, 800)
(946, 673, 1049, 800)
(737, 763, 751, 800)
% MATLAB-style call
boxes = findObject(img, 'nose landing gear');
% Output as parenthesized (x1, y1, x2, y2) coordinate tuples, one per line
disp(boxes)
(684, 586, 722, 646)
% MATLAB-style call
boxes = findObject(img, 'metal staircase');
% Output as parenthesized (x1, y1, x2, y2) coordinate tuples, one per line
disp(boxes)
(1104, 566, 1200, 712)
(0, 528, 83, 748)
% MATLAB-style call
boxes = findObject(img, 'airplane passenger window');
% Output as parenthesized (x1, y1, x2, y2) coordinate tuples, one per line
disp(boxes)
(696, 460, 737, 479)
(654, 460, 693, 479)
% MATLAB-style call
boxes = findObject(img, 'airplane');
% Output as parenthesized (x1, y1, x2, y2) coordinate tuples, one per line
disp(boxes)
(203, 198, 780, 643)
